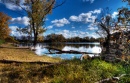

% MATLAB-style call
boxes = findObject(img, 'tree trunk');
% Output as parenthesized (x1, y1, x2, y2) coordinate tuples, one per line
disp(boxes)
(31, 19, 37, 47)
(33, 33, 38, 47)
(105, 34, 110, 53)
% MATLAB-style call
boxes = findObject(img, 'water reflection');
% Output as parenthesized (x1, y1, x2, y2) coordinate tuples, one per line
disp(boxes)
(35, 43, 102, 59)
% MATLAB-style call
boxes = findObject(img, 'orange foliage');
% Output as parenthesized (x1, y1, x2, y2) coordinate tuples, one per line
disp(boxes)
(0, 12, 11, 39)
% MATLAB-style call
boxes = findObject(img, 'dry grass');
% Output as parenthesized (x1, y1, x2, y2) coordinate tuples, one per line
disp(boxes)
(0, 43, 61, 63)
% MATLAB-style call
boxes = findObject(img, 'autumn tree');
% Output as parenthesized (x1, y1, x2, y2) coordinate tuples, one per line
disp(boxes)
(0, 12, 11, 40)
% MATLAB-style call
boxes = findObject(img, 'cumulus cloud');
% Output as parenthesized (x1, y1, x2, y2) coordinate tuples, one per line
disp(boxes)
(69, 9, 101, 23)
(51, 18, 70, 27)
(10, 16, 29, 26)
(83, 0, 95, 3)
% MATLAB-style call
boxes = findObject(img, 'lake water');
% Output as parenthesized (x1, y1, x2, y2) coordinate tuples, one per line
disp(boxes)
(34, 42, 102, 59)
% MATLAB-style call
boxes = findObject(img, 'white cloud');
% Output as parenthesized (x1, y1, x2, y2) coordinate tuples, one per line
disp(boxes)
(4, 3, 21, 10)
(90, 9, 102, 14)
(44, 29, 100, 38)
(88, 23, 98, 30)
(112, 12, 118, 18)
(51, 18, 70, 27)
(83, 0, 95, 3)
(9, 26, 20, 36)
(54, 30, 89, 38)
(9, 26, 17, 31)
(69, 16, 79, 22)
(69, 9, 101, 23)
(0, 0, 27, 10)
(9, 26, 29, 37)
(10, 16, 29, 26)
(89, 32, 100, 38)
(46, 25, 53, 29)
(88, 27, 98, 30)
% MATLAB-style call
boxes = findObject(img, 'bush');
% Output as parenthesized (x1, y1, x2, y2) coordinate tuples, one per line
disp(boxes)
(5, 36, 19, 43)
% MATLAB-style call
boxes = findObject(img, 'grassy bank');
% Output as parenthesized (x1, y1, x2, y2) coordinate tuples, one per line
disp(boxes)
(0, 59, 130, 83)
(0, 43, 61, 62)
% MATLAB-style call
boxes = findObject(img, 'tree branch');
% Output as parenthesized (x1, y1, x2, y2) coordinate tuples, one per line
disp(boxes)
(53, 0, 66, 9)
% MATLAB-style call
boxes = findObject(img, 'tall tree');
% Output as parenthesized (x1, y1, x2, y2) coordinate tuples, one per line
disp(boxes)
(2, 0, 65, 46)
(0, 12, 11, 40)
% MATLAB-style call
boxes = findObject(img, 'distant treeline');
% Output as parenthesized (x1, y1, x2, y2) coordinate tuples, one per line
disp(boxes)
(44, 34, 101, 43)
(14, 33, 102, 43)
(13, 30, 130, 43)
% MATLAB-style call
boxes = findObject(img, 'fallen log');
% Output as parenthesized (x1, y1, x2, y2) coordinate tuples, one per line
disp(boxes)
(45, 47, 100, 55)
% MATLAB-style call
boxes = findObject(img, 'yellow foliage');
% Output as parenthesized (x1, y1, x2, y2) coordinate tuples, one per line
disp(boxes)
(0, 12, 11, 39)
(37, 36, 44, 42)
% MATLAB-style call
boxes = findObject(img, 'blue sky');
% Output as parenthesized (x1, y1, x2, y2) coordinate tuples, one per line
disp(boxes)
(0, 0, 127, 38)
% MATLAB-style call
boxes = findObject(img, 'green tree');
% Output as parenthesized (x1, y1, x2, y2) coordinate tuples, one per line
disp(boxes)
(46, 34, 65, 42)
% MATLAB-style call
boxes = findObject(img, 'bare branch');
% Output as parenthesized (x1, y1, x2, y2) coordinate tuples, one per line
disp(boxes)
(53, 0, 66, 9)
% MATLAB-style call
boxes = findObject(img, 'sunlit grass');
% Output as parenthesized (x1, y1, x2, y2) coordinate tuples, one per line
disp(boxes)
(0, 43, 61, 63)
(0, 48, 60, 62)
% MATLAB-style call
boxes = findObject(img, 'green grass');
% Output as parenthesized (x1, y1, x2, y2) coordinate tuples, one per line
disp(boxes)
(50, 59, 126, 83)
(0, 58, 130, 83)
(0, 40, 5, 45)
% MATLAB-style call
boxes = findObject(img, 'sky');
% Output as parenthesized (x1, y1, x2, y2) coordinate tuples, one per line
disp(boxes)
(0, 0, 128, 38)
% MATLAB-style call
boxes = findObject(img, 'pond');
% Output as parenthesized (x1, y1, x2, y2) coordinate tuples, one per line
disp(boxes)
(34, 42, 102, 59)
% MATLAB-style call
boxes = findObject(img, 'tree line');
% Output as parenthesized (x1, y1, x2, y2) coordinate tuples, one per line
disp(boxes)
(44, 33, 100, 43)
